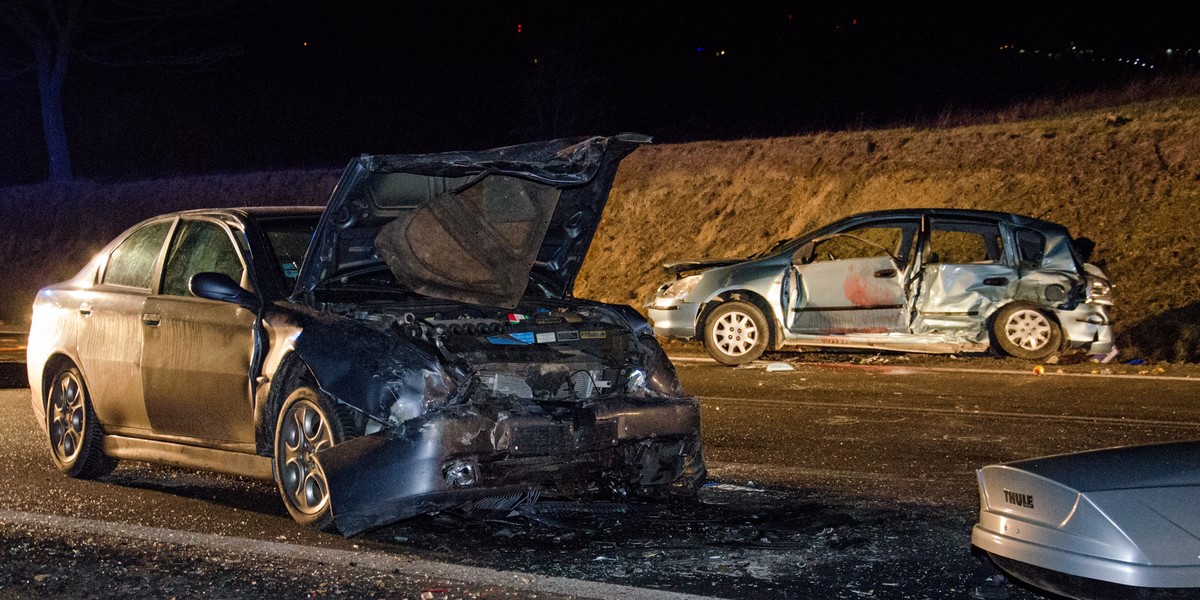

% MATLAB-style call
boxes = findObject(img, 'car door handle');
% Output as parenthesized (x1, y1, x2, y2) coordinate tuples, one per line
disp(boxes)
(142, 313, 161, 327)
(79, 303, 93, 317)
(873, 269, 897, 278)
(982, 277, 1009, 286)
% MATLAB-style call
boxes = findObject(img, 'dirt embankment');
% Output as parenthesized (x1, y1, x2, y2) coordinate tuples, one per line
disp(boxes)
(577, 97, 1200, 362)
(2, 97, 1198, 360)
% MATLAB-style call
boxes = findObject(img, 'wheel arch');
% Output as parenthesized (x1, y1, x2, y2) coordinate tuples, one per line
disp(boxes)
(256, 352, 316, 456)
(39, 353, 81, 411)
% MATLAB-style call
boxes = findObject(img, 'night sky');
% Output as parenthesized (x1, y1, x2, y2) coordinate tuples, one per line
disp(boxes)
(2, 1, 1198, 185)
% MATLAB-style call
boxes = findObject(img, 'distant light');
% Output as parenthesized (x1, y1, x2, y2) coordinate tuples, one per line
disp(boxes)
(303, 41, 308, 47)
(852, 18, 857, 25)
(697, 47, 705, 53)
(717, 50, 726, 56)
(517, 23, 523, 33)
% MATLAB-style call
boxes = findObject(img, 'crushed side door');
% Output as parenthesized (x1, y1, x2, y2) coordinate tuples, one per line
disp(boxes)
(908, 218, 1018, 344)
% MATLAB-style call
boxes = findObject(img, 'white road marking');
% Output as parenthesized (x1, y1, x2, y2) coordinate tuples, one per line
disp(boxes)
(699, 395, 1200, 430)
(0, 510, 721, 600)
(668, 355, 1200, 382)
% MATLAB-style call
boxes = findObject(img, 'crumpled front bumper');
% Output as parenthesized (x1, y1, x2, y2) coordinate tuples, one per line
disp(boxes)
(1057, 302, 1114, 355)
(646, 301, 701, 339)
(317, 396, 705, 536)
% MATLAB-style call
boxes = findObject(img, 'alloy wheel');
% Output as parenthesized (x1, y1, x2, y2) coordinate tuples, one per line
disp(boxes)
(277, 399, 335, 515)
(48, 369, 87, 465)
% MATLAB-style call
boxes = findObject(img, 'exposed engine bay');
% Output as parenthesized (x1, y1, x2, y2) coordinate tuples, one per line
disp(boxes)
(329, 299, 658, 408)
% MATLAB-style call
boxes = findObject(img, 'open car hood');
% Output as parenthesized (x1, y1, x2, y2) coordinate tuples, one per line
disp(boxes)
(293, 134, 648, 309)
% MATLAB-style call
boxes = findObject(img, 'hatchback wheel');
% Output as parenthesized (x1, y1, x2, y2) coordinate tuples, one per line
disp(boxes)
(46, 364, 116, 478)
(273, 386, 349, 528)
(991, 303, 1063, 360)
(704, 301, 769, 366)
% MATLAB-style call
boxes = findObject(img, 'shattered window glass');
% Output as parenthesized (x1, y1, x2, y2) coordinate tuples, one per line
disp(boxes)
(928, 221, 1004, 264)
(103, 220, 171, 289)
(1016, 228, 1046, 268)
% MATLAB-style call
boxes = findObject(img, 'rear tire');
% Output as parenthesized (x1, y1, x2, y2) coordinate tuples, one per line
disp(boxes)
(991, 303, 1062, 361)
(272, 385, 352, 528)
(704, 301, 769, 366)
(45, 364, 117, 478)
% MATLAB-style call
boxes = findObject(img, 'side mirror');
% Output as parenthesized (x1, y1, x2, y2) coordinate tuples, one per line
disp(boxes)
(791, 241, 816, 265)
(190, 272, 260, 309)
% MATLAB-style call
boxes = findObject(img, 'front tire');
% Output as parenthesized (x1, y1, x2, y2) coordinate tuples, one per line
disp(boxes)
(46, 364, 117, 478)
(272, 386, 351, 528)
(991, 303, 1062, 360)
(704, 301, 769, 366)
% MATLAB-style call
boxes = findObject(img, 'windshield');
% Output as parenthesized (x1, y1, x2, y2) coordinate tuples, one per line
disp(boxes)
(259, 215, 320, 291)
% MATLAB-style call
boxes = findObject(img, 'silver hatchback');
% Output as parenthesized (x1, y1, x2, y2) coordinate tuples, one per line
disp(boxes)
(646, 209, 1113, 365)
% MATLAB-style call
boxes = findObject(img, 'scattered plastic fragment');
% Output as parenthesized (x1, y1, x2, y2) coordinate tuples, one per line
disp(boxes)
(970, 573, 1011, 599)
(765, 362, 795, 372)
(1032, 365, 1045, 375)
(1125, 358, 1146, 365)
(703, 483, 765, 493)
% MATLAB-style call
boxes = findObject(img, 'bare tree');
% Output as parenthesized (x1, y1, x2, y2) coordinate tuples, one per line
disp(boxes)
(0, 1, 242, 181)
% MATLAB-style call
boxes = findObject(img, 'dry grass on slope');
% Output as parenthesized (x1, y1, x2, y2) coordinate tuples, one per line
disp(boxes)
(577, 97, 1200, 362)
(3, 98, 1197, 361)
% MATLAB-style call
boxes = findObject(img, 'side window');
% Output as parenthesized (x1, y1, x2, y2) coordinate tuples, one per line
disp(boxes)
(103, 221, 172, 289)
(1015, 229, 1046, 268)
(161, 220, 246, 297)
(813, 223, 916, 263)
(928, 221, 1004, 264)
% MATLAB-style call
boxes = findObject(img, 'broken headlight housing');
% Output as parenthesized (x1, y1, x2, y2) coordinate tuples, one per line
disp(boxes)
(626, 336, 685, 398)
(654, 275, 702, 304)
(371, 367, 458, 434)
(1086, 275, 1113, 305)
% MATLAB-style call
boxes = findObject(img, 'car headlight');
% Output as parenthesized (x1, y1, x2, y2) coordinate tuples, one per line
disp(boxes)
(655, 275, 702, 303)
(1086, 276, 1113, 305)
(625, 368, 648, 394)
(626, 336, 685, 398)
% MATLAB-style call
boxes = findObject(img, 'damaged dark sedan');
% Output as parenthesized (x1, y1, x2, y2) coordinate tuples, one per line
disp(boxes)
(27, 134, 705, 535)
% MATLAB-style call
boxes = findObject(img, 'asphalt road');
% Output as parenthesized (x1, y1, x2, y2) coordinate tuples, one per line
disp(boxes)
(1, 354, 1198, 599)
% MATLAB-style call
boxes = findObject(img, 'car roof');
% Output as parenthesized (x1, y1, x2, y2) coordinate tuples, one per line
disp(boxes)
(839, 208, 1064, 230)
(166, 206, 325, 219)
